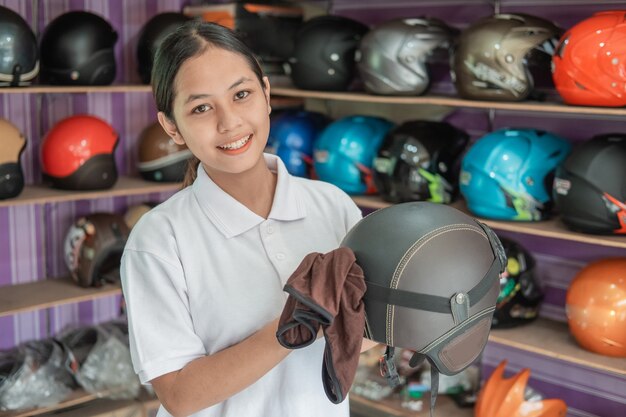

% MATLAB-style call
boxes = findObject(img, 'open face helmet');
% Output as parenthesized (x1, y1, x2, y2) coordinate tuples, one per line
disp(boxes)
(0, 119, 26, 200)
(40, 11, 118, 85)
(64, 212, 130, 288)
(267, 110, 330, 178)
(460, 128, 571, 221)
(136, 12, 191, 84)
(552, 11, 626, 107)
(476, 361, 567, 417)
(553, 134, 626, 234)
(314, 115, 394, 194)
(138, 121, 191, 183)
(41, 115, 118, 190)
(358, 17, 457, 95)
(493, 237, 543, 328)
(566, 258, 626, 357)
(0, 5, 38, 86)
(288, 15, 368, 91)
(452, 14, 561, 101)
(373, 120, 469, 203)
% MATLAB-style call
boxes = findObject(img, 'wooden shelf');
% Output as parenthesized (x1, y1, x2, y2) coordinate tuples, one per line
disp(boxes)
(0, 390, 100, 417)
(351, 195, 626, 249)
(272, 86, 626, 116)
(489, 318, 626, 377)
(0, 177, 182, 208)
(0, 85, 152, 94)
(350, 393, 471, 417)
(0, 277, 121, 318)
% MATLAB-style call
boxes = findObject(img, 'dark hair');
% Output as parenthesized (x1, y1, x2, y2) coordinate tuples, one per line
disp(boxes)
(151, 20, 266, 187)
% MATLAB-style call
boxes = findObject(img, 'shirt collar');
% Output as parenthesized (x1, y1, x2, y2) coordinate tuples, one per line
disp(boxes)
(192, 153, 306, 238)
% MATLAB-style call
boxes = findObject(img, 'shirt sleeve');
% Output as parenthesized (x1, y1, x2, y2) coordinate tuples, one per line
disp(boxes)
(121, 248, 206, 384)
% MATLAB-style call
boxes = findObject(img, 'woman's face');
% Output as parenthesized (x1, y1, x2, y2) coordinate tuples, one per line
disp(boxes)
(161, 46, 271, 179)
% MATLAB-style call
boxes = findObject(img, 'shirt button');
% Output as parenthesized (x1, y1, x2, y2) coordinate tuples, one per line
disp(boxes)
(267, 226, 274, 234)
(276, 253, 285, 260)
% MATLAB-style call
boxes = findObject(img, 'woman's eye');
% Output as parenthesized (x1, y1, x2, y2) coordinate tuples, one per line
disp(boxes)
(193, 104, 210, 114)
(235, 90, 250, 100)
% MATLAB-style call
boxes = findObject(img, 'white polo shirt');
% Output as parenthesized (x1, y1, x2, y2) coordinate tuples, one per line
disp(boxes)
(121, 154, 363, 417)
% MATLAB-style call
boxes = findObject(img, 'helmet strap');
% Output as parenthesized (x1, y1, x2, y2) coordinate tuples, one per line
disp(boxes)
(378, 346, 400, 388)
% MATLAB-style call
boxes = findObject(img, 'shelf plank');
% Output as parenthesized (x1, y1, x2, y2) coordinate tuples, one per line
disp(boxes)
(350, 393, 471, 417)
(0, 85, 152, 94)
(0, 390, 99, 417)
(351, 196, 626, 249)
(272, 86, 626, 116)
(489, 318, 626, 377)
(0, 277, 121, 318)
(0, 177, 182, 208)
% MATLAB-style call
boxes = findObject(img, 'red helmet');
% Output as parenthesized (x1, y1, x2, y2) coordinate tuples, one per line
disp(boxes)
(566, 258, 626, 357)
(41, 115, 118, 190)
(552, 11, 626, 107)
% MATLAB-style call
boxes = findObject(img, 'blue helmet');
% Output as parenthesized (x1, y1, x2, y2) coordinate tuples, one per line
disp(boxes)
(267, 110, 330, 178)
(460, 128, 571, 220)
(314, 115, 394, 194)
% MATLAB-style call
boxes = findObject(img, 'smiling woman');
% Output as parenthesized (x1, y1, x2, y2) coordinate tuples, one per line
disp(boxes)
(120, 20, 369, 417)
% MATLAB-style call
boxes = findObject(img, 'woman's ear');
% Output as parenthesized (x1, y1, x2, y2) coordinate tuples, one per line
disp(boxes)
(263, 76, 272, 115)
(157, 112, 184, 145)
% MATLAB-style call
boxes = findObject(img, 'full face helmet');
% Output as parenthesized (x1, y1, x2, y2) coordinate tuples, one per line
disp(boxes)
(492, 237, 543, 328)
(41, 115, 119, 190)
(138, 121, 192, 183)
(566, 258, 626, 357)
(136, 12, 191, 84)
(553, 134, 626, 234)
(357, 17, 457, 95)
(40, 11, 118, 85)
(313, 115, 394, 194)
(452, 14, 561, 101)
(267, 110, 330, 178)
(460, 128, 571, 221)
(64, 212, 130, 288)
(0, 119, 26, 200)
(0, 5, 38, 86)
(288, 15, 369, 91)
(372, 120, 469, 203)
(341, 202, 505, 413)
(552, 11, 626, 107)
(475, 361, 567, 417)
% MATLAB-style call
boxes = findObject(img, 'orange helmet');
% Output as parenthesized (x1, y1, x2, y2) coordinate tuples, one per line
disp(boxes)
(566, 258, 626, 357)
(0, 118, 26, 199)
(552, 11, 626, 107)
(475, 361, 567, 417)
(41, 115, 118, 190)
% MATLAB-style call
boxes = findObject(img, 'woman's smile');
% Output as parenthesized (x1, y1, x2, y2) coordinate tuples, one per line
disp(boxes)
(217, 134, 253, 155)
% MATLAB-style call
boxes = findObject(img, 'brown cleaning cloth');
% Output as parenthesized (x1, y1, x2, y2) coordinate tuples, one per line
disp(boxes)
(276, 247, 366, 404)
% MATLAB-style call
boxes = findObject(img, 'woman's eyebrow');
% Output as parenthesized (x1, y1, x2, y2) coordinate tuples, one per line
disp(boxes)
(184, 77, 253, 104)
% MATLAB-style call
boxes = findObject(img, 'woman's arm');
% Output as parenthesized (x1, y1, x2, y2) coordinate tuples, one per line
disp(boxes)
(150, 318, 289, 417)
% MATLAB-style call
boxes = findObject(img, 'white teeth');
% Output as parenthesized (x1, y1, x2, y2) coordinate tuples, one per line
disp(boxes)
(218, 135, 251, 150)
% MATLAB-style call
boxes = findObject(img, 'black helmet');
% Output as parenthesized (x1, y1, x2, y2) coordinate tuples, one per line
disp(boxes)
(341, 202, 505, 413)
(40, 11, 118, 85)
(357, 17, 457, 95)
(288, 15, 368, 91)
(452, 13, 561, 101)
(553, 133, 626, 234)
(0, 118, 26, 200)
(373, 120, 469, 203)
(0, 5, 38, 86)
(136, 12, 191, 84)
(493, 236, 543, 328)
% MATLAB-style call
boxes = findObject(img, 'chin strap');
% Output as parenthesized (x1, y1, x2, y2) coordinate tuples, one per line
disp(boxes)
(379, 346, 401, 388)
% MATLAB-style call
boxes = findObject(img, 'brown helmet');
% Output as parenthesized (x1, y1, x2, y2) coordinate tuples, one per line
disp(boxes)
(137, 122, 192, 182)
(0, 118, 26, 199)
(63, 213, 130, 287)
(452, 14, 561, 101)
(123, 202, 156, 230)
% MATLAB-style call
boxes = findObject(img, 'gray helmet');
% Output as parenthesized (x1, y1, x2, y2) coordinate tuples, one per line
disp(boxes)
(341, 202, 505, 412)
(358, 17, 457, 95)
(452, 13, 561, 101)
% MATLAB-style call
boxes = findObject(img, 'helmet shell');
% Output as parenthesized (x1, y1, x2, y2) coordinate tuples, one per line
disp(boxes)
(358, 17, 457, 95)
(553, 134, 626, 234)
(373, 120, 469, 203)
(288, 15, 368, 91)
(552, 11, 626, 107)
(40, 11, 118, 85)
(0, 118, 26, 199)
(137, 121, 191, 183)
(314, 115, 394, 194)
(452, 14, 561, 101)
(460, 128, 571, 221)
(41, 115, 119, 190)
(566, 258, 626, 357)
(0, 5, 38, 85)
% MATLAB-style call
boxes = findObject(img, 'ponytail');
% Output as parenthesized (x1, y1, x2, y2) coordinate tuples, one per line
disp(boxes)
(183, 156, 201, 187)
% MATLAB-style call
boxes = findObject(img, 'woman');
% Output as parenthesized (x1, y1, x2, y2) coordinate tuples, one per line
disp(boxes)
(121, 20, 376, 417)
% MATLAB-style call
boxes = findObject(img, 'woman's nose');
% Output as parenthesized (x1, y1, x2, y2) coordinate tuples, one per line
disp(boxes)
(216, 104, 243, 133)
